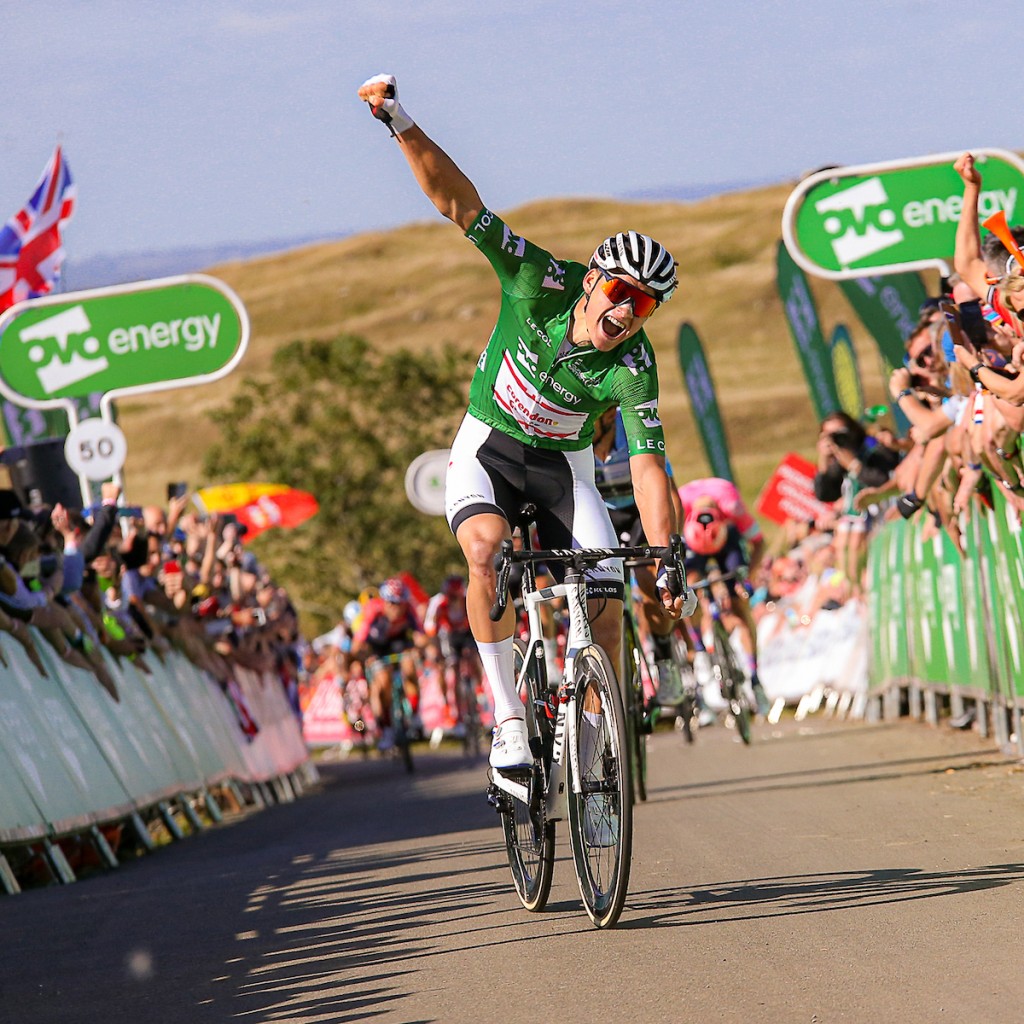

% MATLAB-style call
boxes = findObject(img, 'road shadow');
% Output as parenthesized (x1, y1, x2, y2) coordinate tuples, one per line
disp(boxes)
(617, 863, 1024, 930)
(0, 749, 505, 1024)
(645, 747, 1014, 802)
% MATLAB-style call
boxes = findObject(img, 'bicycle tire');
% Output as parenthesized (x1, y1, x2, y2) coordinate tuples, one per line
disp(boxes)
(712, 621, 752, 746)
(499, 638, 555, 912)
(677, 691, 696, 744)
(620, 612, 648, 803)
(566, 644, 633, 929)
(457, 673, 482, 758)
(390, 668, 416, 773)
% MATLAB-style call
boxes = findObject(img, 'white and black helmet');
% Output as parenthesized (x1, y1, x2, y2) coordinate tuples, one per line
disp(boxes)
(590, 231, 678, 302)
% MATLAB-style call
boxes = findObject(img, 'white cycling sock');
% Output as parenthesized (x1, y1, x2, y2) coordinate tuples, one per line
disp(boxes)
(477, 637, 523, 723)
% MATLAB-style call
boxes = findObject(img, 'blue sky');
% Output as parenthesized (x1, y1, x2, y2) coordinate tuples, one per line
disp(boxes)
(2, 1, 1009, 260)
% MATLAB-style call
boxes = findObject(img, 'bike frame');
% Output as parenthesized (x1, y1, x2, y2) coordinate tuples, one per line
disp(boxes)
(491, 562, 596, 822)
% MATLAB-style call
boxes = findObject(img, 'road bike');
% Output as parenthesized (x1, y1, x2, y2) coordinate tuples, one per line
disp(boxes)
(620, 553, 702, 754)
(435, 628, 487, 758)
(371, 651, 418, 772)
(486, 506, 689, 928)
(692, 572, 753, 745)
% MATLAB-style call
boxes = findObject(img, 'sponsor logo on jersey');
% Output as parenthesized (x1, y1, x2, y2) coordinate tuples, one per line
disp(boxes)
(516, 338, 540, 377)
(542, 259, 566, 292)
(563, 358, 605, 387)
(525, 317, 553, 346)
(539, 372, 580, 404)
(622, 343, 653, 376)
(501, 226, 527, 258)
(494, 351, 589, 440)
(469, 208, 495, 247)
(477, 349, 487, 372)
(634, 399, 661, 428)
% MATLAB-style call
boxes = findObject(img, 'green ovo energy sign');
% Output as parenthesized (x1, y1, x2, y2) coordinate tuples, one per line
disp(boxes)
(782, 149, 1024, 280)
(0, 275, 249, 409)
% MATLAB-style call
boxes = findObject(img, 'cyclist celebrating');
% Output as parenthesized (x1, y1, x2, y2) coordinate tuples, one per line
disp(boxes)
(678, 478, 769, 715)
(359, 73, 689, 772)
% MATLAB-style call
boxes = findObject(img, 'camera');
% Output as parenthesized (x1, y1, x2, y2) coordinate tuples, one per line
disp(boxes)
(829, 429, 855, 450)
(166, 481, 188, 501)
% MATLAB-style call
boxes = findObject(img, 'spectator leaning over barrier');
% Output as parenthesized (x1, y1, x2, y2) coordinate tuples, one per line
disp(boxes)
(813, 411, 900, 588)
(0, 490, 49, 674)
(953, 152, 1024, 337)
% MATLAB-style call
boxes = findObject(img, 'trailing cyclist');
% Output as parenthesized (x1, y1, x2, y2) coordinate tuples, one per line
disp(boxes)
(678, 478, 770, 716)
(352, 576, 425, 751)
(424, 574, 484, 732)
(358, 73, 689, 776)
(593, 404, 685, 718)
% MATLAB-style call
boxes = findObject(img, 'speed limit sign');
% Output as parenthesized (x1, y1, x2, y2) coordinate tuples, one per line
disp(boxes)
(64, 418, 128, 481)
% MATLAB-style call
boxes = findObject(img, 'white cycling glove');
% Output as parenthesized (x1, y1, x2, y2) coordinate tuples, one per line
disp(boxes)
(360, 73, 414, 136)
(655, 560, 698, 617)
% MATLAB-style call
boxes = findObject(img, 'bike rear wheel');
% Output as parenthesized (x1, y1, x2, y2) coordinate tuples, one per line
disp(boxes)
(566, 644, 633, 929)
(500, 639, 555, 912)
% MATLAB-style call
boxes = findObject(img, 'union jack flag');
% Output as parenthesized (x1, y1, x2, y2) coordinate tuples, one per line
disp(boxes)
(0, 146, 76, 312)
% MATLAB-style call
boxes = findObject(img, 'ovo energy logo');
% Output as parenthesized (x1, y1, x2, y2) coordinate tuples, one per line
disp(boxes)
(783, 150, 1024, 279)
(815, 178, 904, 267)
(0, 276, 248, 404)
(21, 305, 109, 394)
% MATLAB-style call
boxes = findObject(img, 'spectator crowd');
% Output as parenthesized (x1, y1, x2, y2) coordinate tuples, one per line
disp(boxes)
(10, 152, 1021, 748)
(0, 481, 304, 739)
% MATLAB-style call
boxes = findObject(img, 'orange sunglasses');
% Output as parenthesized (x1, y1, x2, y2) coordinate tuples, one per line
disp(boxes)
(596, 270, 660, 318)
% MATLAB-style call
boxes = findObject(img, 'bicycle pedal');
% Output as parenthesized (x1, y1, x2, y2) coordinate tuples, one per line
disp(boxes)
(486, 782, 511, 813)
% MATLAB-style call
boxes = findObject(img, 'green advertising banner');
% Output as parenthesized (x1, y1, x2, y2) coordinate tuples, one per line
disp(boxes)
(676, 322, 735, 482)
(837, 272, 929, 369)
(0, 275, 249, 407)
(782, 149, 1024, 279)
(776, 241, 840, 421)
(828, 324, 864, 420)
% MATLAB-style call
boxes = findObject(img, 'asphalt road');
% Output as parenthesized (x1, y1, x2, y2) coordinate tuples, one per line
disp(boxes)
(3, 715, 1024, 1024)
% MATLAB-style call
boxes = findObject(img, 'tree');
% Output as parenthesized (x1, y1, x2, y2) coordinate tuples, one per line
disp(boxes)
(204, 334, 472, 634)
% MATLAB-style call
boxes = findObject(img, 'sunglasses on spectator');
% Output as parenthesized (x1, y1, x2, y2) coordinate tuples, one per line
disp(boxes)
(904, 344, 933, 365)
(596, 271, 660, 318)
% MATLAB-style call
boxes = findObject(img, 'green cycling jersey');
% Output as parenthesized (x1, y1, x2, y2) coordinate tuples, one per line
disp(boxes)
(464, 208, 666, 458)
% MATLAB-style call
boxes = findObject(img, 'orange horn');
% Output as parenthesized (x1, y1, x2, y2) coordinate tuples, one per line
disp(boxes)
(982, 210, 1024, 272)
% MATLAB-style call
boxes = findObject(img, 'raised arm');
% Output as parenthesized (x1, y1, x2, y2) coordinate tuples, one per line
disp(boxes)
(358, 74, 483, 233)
(952, 152, 990, 298)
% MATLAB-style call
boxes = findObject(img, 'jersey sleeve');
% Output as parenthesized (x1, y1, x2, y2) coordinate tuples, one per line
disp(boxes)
(610, 338, 666, 457)
(465, 208, 563, 299)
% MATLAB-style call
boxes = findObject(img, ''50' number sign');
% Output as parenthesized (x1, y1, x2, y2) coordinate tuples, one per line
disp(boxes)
(64, 419, 128, 481)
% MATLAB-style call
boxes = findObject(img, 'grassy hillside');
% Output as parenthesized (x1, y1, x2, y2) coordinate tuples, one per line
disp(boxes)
(117, 182, 899, 520)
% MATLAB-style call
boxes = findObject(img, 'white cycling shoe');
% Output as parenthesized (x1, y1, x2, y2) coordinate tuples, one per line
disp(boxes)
(489, 718, 531, 770)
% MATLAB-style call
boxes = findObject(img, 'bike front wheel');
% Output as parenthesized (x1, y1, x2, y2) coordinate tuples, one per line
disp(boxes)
(712, 625, 752, 745)
(566, 644, 633, 929)
(621, 613, 648, 804)
(500, 639, 555, 912)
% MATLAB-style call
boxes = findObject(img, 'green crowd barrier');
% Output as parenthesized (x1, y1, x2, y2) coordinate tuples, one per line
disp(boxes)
(0, 628, 311, 867)
(867, 487, 1024, 740)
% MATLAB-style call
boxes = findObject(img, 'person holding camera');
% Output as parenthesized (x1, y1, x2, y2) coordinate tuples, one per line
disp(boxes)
(814, 411, 901, 589)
